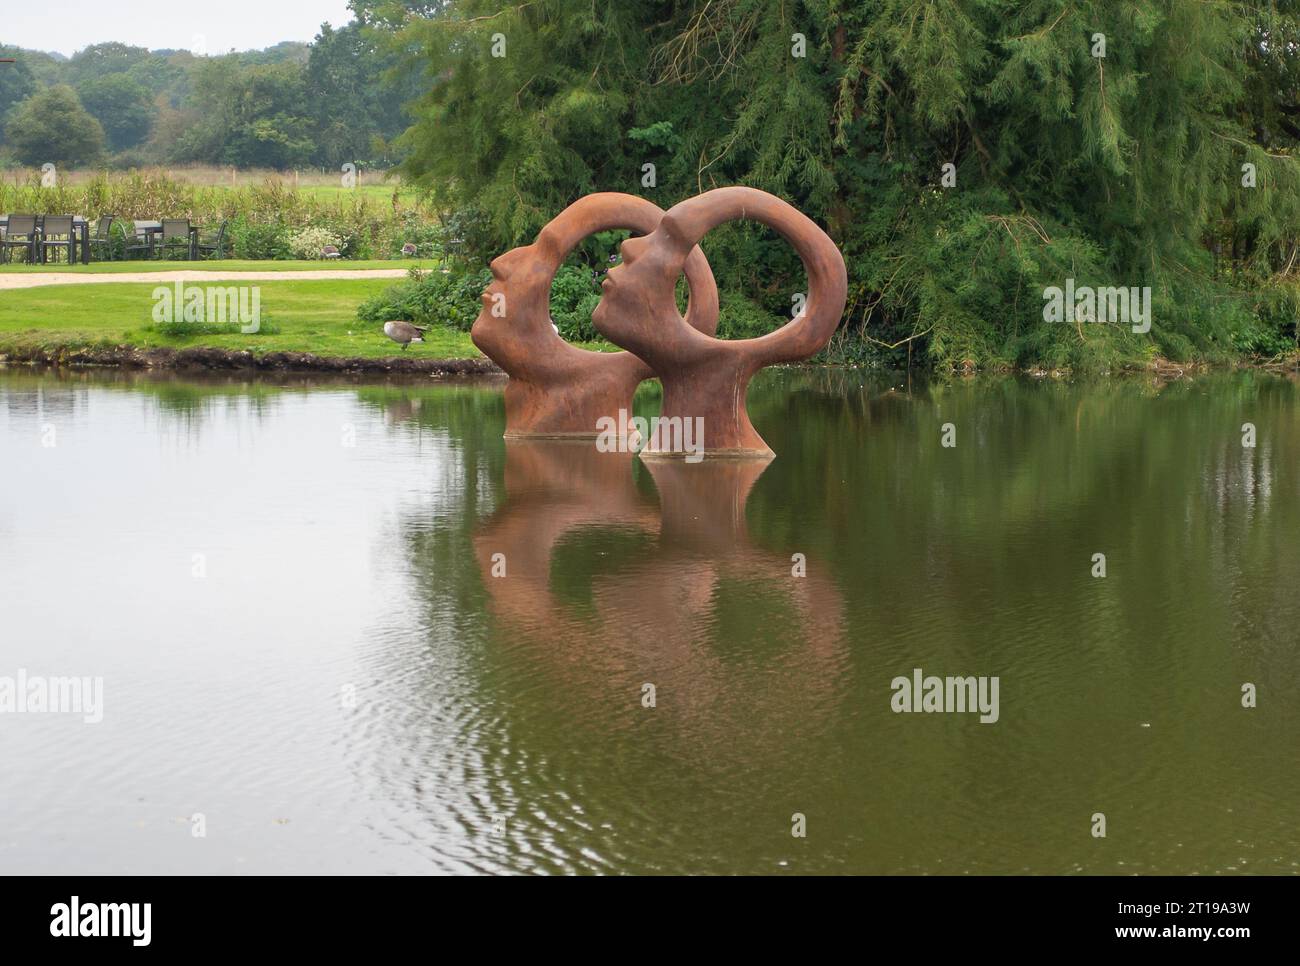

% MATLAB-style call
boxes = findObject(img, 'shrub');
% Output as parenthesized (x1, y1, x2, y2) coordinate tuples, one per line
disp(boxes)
(378, 211, 443, 259)
(549, 265, 604, 341)
(434, 205, 495, 262)
(357, 266, 493, 331)
(230, 217, 291, 260)
(288, 225, 343, 260)
(357, 263, 608, 338)
(716, 289, 783, 340)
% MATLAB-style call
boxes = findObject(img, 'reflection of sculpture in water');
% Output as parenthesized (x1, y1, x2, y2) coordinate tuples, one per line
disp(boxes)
(583, 459, 846, 650)
(473, 441, 848, 739)
(472, 441, 659, 633)
(381, 396, 423, 426)
(471, 193, 719, 440)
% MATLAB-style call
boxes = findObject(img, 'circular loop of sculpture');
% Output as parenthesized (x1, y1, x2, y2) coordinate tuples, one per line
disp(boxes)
(590, 186, 848, 459)
(471, 192, 719, 439)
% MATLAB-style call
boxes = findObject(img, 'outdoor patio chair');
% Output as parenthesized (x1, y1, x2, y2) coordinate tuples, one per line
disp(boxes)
(123, 221, 159, 260)
(194, 219, 228, 260)
(0, 214, 39, 264)
(38, 215, 76, 265)
(87, 215, 117, 261)
(160, 219, 194, 260)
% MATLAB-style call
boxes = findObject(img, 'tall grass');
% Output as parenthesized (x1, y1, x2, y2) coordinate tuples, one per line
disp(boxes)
(0, 168, 413, 220)
(0, 164, 403, 191)
(0, 169, 441, 260)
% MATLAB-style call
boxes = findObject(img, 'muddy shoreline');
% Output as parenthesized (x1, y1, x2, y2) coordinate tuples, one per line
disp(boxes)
(0, 343, 502, 376)
(2, 342, 1294, 381)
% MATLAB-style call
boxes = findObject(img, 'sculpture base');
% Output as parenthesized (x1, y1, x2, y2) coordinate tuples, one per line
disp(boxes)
(638, 361, 772, 460)
(499, 356, 648, 441)
(638, 446, 774, 461)
(503, 430, 609, 440)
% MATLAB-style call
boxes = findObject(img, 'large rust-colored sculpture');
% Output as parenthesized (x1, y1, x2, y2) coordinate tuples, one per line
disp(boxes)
(591, 187, 848, 459)
(474, 186, 845, 458)
(472, 193, 719, 439)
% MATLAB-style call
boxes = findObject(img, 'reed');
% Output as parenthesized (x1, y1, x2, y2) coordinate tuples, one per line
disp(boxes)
(0, 169, 439, 260)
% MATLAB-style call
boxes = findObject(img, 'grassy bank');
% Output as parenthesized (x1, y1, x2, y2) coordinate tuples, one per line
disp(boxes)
(0, 278, 481, 362)
(4, 263, 1292, 376)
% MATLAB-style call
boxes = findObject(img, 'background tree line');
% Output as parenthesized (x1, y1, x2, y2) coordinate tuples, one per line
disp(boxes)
(0, 23, 417, 170)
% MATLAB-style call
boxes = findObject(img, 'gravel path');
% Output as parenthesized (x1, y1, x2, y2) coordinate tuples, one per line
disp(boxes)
(0, 269, 413, 290)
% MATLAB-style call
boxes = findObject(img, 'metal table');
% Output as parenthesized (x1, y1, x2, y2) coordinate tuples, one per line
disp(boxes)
(132, 221, 198, 260)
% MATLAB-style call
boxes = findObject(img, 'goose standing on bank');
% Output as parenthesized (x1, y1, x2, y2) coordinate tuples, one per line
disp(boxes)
(384, 321, 426, 351)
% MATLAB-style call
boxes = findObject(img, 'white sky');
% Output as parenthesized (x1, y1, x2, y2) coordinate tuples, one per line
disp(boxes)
(1, 0, 357, 57)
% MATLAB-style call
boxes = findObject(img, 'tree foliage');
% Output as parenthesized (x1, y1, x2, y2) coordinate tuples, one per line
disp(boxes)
(0, 28, 409, 170)
(77, 74, 153, 152)
(4, 85, 106, 166)
(0, 47, 38, 131)
(380, 0, 1300, 368)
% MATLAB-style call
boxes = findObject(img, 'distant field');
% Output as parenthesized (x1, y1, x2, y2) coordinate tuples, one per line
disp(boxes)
(0, 165, 423, 223)
(294, 185, 411, 202)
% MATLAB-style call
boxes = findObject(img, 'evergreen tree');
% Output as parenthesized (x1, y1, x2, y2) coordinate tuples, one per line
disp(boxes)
(383, 0, 1300, 368)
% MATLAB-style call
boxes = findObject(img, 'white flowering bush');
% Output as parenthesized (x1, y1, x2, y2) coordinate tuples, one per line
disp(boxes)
(288, 226, 343, 260)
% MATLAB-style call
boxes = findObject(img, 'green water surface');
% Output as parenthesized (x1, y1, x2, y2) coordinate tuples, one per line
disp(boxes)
(1, 367, 1296, 874)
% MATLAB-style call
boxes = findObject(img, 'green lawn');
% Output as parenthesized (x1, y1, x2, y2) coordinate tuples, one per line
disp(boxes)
(0, 278, 481, 359)
(0, 258, 439, 274)
(294, 184, 417, 202)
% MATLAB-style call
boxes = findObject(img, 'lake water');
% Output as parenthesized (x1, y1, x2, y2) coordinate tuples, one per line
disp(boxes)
(1, 366, 1297, 874)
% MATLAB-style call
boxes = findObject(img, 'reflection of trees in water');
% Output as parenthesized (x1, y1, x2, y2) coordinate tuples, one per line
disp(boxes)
(756, 370, 1299, 625)
(353, 382, 505, 453)
(1, 381, 88, 423)
(0, 369, 288, 440)
(0, 371, 514, 447)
